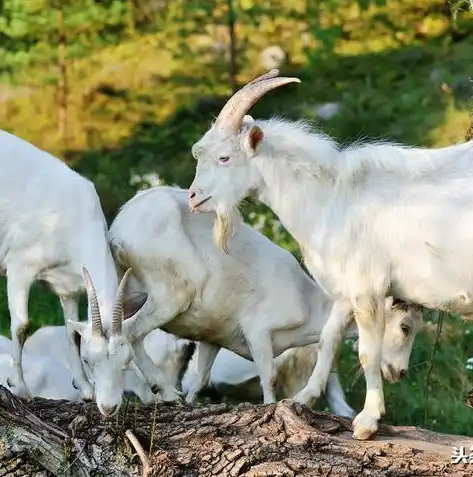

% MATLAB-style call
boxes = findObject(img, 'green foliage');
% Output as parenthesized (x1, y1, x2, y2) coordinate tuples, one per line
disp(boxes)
(0, 0, 134, 81)
(0, 0, 473, 437)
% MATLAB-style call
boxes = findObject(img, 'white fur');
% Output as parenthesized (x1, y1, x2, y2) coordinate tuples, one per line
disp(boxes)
(73, 185, 421, 417)
(0, 130, 119, 403)
(189, 107, 471, 438)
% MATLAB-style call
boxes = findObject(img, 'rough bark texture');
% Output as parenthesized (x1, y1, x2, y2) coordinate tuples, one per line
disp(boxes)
(0, 386, 472, 477)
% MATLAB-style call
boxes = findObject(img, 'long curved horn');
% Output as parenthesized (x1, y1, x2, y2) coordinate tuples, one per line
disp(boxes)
(245, 68, 281, 86)
(111, 267, 133, 336)
(214, 70, 301, 134)
(82, 267, 103, 336)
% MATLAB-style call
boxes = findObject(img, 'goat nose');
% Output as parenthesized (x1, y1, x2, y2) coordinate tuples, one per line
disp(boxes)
(399, 369, 406, 379)
(189, 190, 196, 200)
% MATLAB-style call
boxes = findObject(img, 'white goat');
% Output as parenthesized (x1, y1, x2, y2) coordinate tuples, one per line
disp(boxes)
(70, 185, 421, 416)
(0, 129, 153, 411)
(0, 335, 80, 400)
(187, 68, 473, 439)
(185, 297, 421, 417)
(24, 325, 194, 405)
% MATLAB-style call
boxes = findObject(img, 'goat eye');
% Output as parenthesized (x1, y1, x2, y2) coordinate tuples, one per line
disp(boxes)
(219, 156, 230, 163)
(401, 324, 410, 336)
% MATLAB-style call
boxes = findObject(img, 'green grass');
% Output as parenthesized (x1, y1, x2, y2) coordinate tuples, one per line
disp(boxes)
(0, 0, 473, 436)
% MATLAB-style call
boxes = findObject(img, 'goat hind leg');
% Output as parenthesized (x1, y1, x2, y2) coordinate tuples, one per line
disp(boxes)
(6, 271, 34, 399)
(61, 295, 94, 401)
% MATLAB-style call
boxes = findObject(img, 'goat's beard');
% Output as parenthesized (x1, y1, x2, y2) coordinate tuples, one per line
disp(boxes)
(213, 204, 242, 254)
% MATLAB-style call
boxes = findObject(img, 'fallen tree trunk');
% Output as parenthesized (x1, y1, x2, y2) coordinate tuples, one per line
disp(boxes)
(0, 386, 472, 477)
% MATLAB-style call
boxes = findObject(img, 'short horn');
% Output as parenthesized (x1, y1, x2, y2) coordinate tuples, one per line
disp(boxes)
(214, 70, 301, 134)
(83, 267, 102, 336)
(111, 267, 133, 336)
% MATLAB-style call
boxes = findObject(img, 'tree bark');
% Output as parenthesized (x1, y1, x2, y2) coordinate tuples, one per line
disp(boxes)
(0, 386, 472, 477)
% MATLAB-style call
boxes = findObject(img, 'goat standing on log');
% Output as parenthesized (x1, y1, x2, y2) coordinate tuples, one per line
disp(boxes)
(70, 185, 421, 416)
(187, 69, 471, 440)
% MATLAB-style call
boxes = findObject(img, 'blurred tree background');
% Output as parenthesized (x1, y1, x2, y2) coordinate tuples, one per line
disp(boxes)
(1, 0, 473, 436)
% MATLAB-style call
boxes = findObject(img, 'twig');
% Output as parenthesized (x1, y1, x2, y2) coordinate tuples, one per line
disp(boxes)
(125, 429, 151, 477)
(423, 311, 444, 427)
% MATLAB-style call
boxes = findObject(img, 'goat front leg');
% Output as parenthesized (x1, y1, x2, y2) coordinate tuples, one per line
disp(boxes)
(352, 295, 385, 440)
(61, 295, 94, 401)
(185, 342, 219, 403)
(246, 331, 277, 403)
(6, 271, 34, 400)
(292, 300, 352, 406)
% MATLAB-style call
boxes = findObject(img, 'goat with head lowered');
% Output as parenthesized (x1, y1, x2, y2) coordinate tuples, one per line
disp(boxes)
(188, 69, 473, 440)
(69, 267, 162, 417)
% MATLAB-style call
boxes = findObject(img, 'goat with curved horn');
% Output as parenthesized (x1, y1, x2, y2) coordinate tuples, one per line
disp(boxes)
(213, 69, 301, 134)
(82, 267, 103, 336)
(111, 267, 133, 336)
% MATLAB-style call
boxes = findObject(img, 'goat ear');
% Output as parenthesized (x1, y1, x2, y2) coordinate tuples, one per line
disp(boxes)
(67, 320, 88, 336)
(244, 124, 264, 154)
(123, 292, 148, 321)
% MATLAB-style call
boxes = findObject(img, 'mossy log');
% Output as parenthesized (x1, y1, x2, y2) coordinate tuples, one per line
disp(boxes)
(0, 385, 472, 477)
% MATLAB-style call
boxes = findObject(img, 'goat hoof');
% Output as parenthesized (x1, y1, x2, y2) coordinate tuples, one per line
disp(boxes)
(6, 378, 12, 388)
(352, 411, 379, 440)
(72, 379, 79, 390)
(151, 385, 159, 394)
(292, 389, 317, 407)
